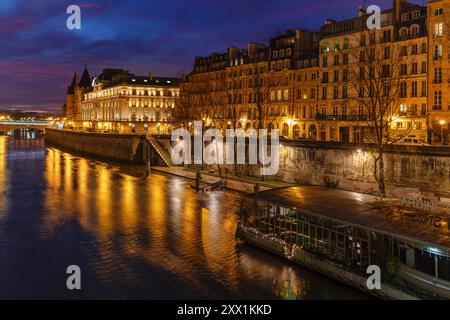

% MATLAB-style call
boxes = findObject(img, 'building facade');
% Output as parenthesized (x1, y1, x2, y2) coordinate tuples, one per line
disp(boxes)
(181, 0, 450, 145)
(64, 68, 180, 134)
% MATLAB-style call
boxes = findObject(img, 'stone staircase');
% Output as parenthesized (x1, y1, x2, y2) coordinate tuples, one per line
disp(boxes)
(146, 135, 174, 167)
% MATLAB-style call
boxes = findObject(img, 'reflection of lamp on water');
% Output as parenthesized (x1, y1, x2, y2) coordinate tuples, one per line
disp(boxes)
(439, 119, 447, 144)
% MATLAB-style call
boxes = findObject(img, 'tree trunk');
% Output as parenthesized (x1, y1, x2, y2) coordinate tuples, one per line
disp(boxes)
(378, 149, 385, 195)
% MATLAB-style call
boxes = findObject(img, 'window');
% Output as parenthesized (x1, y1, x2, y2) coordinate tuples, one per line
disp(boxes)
(360, 35, 366, 46)
(283, 89, 289, 101)
(400, 27, 408, 38)
(359, 50, 366, 62)
(421, 61, 427, 73)
(400, 46, 407, 56)
(434, 8, 443, 16)
(434, 45, 443, 59)
(383, 83, 390, 96)
(384, 46, 390, 59)
(421, 43, 427, 53)
(411, 44, 418, 55)
(322, 87, 327, 100)
(434, 91, 442, 110)
(383, 30, 391, 42)
(400, 64, 408, 76)
(333, 55, 339, 66)
(359, 86, 364, 98)
(421, 81, 427, 97)
(333, 86, 339, 99)
(411, 63, 418, 74)
(359, 66, 365, 80)
(343, 38, 349, 49)
(400, 104, 408, 114)
(400, 82, 407, 98)
(434, 68, 442, 83)
(343, 53, 349, 64)
(411, 82, 417, 97)
(434, 23, 443, 37)
(382, 65, 391, 77)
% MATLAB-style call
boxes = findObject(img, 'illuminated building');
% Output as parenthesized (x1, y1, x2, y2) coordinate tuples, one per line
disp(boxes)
(64, 68, 180, 134)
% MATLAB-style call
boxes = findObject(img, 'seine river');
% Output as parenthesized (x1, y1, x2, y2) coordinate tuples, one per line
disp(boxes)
(0, 136, 369, 299)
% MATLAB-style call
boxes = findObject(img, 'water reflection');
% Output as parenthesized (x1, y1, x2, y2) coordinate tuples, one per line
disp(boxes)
(0, 137, 8, 220)
(0, 138, 370, 299)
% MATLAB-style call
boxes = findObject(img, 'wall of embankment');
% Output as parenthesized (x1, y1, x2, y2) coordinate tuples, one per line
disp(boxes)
(45, 128, 147, 163)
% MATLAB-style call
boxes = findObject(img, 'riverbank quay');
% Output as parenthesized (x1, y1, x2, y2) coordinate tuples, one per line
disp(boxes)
(150, 166, 295, 194)
(45, 128, 145, 163)
(44, 128, 172, 166)
(238, 186, 450, 300)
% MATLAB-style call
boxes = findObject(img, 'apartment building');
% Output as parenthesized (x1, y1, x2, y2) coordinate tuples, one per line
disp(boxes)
(180, 0, 449, 145)
(65, 68, 179, 133)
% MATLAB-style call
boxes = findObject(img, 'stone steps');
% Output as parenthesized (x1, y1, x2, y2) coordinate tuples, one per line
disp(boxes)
(146, 135, 173, 167)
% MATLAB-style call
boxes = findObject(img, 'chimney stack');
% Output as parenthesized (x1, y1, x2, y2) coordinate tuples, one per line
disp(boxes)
(358, 6, 366, 17)
(393, 0, 405, 21)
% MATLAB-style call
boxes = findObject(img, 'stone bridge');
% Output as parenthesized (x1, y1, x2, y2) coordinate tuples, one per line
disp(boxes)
(0, 121, 50, 133)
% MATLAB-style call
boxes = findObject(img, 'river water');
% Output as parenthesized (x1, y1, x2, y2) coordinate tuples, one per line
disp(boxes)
(0, 136, 370, 299)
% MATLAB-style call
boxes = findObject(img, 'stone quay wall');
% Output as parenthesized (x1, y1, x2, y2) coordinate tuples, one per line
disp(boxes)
(45, 128, 146, 163)
(160, 136, 450, 197)
(275, 141, 450, 197)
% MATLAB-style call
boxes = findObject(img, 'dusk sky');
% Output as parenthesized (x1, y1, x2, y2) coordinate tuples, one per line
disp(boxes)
(0, 0, 422, 113)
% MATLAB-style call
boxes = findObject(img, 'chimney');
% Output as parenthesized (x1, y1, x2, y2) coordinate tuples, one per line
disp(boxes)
(148, 71, 153, 80)
(393, 0, 405, 21)
(358, 6, 366, 17)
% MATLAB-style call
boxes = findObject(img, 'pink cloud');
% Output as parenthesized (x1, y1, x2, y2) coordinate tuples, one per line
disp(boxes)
(78, 3, 103, 9)
(0, 17, 35, 33)
(0, 61, 73, 82)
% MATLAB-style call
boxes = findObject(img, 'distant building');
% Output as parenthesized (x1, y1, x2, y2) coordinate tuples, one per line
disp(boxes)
(64, 67, 180, 134)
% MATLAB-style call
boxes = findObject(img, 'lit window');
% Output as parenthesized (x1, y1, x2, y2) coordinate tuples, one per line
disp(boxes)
(434, 23, 443, 37)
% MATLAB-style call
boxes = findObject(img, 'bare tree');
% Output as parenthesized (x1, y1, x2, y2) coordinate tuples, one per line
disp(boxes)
(249, 63, 277, 132)
(174, 75, 195, 130)
(347, 30, 414, 194)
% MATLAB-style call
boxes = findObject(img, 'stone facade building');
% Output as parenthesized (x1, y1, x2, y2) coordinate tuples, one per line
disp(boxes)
(181, 0, 450, 145)
(64, 68, 179, 134)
